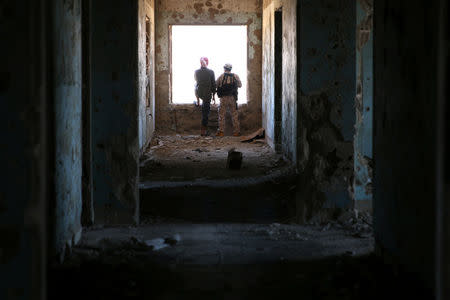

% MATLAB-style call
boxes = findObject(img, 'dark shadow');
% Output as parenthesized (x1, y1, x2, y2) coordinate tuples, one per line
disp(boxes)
(82, 0, 94, 226)
(274, 9, 283, 153)
(49, 253, 434, 300)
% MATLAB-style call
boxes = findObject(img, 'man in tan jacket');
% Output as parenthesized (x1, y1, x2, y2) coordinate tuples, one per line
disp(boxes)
(215, 63, 242, 137)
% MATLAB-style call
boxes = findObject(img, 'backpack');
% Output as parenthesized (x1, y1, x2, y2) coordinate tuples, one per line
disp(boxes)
(217, 73, 237, 98)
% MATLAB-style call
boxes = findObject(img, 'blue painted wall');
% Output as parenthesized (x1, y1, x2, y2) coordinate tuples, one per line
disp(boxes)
(296, 0, 356, 213)
(353, 0, 373, 209)
(299, 0, 356, 142)
(53, 0, 83, 256)
(92, 0, 140, 224)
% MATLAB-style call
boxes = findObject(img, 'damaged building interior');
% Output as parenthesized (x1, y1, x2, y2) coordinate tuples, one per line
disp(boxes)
(1, 0, 449, 299)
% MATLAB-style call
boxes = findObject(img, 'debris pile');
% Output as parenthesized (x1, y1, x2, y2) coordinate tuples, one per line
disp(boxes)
(317, 209, 373, 238)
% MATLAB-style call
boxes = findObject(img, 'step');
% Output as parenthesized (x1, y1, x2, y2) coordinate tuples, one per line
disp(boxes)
(139, 167, 298, 223)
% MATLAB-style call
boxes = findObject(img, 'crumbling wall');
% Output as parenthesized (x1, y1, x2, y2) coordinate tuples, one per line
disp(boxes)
(138, 0, 156, 152)
(295, 0, 356, 219)
(53, 0, 83, 258)
(155, 0, 262, 135)
(374, 0, 443, 293)
(353, 0, 373, 210)
(92, 0, 140, 224)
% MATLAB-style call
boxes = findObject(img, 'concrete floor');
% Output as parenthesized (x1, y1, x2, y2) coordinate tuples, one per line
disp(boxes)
(140, 134, 286, 182)
(49, 221, 433, 300)
(139, 134, 296, 222)
(75, 222, 374, 263)
(49, 135, 432, 299)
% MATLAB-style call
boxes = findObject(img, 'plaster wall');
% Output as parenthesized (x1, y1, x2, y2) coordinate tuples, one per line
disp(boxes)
(295, 0, 356, 219)
(353, 0, 373, 210)
(262, 0, 297, 161)
(373, 0, 442, 293)
(280, 0, 298, 163)
(53, 0, 83, 258)
(155, 0, 262, 135)
(262, 0, 356, 219)
(139, 0, 156, 152)
(261, 0, 282, 149)
(91, 0, 140, 224)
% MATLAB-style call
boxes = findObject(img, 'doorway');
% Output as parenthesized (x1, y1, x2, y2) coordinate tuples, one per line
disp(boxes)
(274, 9, 283, 152)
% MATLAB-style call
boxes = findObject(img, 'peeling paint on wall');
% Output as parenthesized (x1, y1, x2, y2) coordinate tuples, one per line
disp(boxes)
(353, 0, 373, 210)
(295, 0, 356, 216)
(262, 0, 356, 220)
(155, 0, 263, 134)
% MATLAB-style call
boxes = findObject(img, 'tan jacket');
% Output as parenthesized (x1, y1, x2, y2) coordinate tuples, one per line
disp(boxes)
(216, 72, 242, 89)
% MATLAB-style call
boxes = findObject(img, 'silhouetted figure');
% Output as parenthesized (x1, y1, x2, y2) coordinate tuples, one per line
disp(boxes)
(194, 57, 216, 136)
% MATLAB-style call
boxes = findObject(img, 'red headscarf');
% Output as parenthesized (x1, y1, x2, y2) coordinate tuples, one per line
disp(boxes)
(200, 57, 209, 68)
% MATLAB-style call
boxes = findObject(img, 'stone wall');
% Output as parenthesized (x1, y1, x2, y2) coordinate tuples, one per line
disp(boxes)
(154, 0, 263, 135)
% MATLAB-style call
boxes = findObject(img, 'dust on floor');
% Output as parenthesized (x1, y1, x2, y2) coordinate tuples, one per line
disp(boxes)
(140, 134, 287, 182)
(48, 220, 432, 300)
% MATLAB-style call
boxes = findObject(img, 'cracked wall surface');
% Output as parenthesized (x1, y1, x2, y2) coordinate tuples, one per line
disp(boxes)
(92, 0, 140, 224)
(155, 0, 262, 135)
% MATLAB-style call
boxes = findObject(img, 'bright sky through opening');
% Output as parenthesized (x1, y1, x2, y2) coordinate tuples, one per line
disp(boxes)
(171, 25, 248, 104)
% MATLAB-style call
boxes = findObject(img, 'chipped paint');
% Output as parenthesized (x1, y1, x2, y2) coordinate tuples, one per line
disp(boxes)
(353, 0, 373, 209)
(263, 0, 356, 221)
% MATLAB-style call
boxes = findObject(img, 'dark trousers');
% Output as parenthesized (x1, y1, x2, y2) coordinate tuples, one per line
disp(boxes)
(201, 98, 211, 127)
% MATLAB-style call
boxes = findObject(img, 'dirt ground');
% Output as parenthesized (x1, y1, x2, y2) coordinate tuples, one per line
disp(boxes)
(140, 134, 287, 182)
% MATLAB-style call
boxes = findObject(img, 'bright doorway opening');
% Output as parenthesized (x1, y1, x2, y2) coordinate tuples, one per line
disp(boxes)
(171, 25, 248, 104)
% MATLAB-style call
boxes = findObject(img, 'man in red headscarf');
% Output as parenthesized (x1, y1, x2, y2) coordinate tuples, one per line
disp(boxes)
(195, 57, 216, 136)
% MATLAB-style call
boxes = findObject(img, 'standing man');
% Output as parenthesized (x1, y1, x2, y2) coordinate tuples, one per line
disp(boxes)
(216, 63, 242, 137)
(194, 57, 216, 136)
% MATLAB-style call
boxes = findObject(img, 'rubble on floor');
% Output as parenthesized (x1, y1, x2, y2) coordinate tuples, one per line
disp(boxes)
(140, 133, 287, 182)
